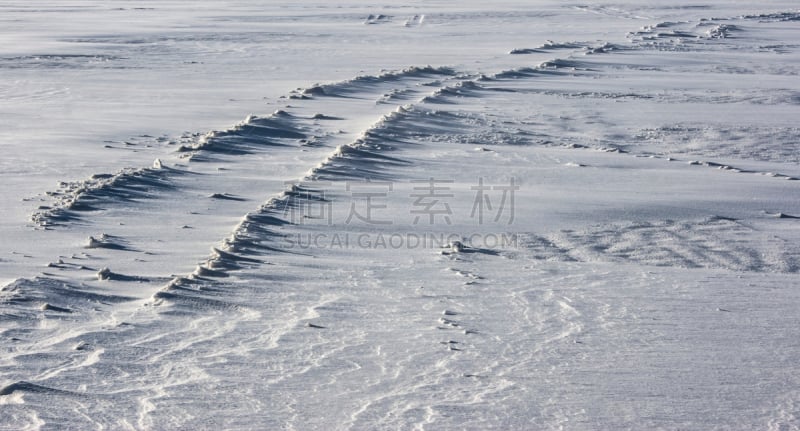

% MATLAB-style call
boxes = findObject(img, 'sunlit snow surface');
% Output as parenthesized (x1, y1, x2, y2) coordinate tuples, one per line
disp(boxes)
(2, 2, 800, 430)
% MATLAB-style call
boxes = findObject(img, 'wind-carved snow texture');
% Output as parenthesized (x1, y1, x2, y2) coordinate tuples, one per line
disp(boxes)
(30, 161, 182, 228)
(3, 4, 800, 430)
(518, 217, 800, 272)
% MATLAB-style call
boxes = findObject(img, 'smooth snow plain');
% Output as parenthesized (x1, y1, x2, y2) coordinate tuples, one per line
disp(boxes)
(1, 1, 800, 430)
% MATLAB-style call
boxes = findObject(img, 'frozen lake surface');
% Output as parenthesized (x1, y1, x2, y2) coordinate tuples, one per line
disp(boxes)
(2, 2, 800, 429)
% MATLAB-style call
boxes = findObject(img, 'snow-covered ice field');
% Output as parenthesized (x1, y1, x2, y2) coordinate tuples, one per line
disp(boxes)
(2, 1, 800, 429)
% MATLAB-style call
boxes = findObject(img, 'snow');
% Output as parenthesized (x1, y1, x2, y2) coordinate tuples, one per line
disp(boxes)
(2, 1, 800, 429)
